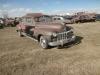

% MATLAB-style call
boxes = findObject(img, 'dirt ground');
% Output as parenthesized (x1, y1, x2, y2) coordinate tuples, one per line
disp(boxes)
(0, 22, 100, 75)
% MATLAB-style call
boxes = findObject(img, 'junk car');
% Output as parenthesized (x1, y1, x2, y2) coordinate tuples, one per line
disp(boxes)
(17, 13, 76, 49)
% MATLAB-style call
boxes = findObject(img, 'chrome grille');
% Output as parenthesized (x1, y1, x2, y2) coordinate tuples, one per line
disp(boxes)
(67, 31, 73, 38)
(57, 32, 68, 41)
(52, 31, 73, 42)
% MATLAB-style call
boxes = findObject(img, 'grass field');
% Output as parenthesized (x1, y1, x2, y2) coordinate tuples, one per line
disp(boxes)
(0, 22, 100, 75)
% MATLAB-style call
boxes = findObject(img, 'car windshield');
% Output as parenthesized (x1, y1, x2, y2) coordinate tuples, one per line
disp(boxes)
(35, 16, 52, 23)
(22, 18, 35, 26)
(22, 16, 53, 26)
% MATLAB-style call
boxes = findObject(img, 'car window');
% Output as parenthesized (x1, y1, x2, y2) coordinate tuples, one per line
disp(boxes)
(22, 18, 35, 26)
(35, 16, 52, 22)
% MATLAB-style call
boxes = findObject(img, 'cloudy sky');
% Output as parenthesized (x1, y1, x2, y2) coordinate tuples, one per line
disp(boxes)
(0, 0, 100, 17)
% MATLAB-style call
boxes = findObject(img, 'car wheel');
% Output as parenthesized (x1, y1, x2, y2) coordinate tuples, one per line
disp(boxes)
(40, 36, 48, 49)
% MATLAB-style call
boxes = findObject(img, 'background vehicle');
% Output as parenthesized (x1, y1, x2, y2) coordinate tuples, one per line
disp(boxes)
(71, 12, 96, 23)
(4, 18, 14, 27)
(3, 18, 19, 27)
(52, 16, 73, 24)
(17, 13, 76, 49)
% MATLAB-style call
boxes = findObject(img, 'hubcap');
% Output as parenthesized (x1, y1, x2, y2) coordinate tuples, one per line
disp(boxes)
(40, 39, 46, 48)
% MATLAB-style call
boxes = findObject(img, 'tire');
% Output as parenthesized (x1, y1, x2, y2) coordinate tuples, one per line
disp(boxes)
(40, 36, 48, 49)
(19, 30, 24, 37)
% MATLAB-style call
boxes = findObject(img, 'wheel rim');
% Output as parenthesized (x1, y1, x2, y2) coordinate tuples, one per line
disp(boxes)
(40, 38, 47, 48)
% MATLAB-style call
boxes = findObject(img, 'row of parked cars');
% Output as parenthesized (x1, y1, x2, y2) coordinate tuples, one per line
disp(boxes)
(52, 12, 96, 24)
(0, 12, 96, 29)
(0, 18, 20, 29)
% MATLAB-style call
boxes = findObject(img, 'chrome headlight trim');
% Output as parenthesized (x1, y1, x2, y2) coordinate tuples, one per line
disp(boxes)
(52, 32, 57, 37)
(47, 32, 57, 37)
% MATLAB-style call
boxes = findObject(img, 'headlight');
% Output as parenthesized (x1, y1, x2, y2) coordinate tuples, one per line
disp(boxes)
(47, 32, 57, 37)
(52, 33, 57, 37)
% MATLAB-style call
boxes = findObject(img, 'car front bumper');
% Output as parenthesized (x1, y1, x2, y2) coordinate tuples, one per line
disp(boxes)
(49, 36, 76, 46)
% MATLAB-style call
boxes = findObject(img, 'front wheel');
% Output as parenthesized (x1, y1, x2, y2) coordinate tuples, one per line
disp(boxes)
(40, 36, 48, 49)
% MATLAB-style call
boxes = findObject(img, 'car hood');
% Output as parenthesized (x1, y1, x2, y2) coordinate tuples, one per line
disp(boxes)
(36, 22, 65, 32)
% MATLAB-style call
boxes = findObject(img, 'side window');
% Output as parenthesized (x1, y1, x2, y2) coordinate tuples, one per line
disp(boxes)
(26, 18, 30, 23)
(22, 18, 34, 25)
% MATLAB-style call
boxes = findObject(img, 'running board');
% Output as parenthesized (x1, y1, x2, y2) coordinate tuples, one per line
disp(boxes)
(22, 32, 38, 42)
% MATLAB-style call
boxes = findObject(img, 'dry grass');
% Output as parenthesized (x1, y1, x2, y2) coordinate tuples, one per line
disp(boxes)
(0, 22, 100, 75)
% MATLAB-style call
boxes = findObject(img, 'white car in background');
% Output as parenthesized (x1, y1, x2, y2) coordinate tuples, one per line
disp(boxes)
(52, 16, 72, 24)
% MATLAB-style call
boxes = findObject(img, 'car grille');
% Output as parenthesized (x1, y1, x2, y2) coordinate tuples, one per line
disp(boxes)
(67, 31, 73, 38)
(52, 31, 73, 42)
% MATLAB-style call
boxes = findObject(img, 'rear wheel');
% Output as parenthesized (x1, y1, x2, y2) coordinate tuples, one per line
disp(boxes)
(40, 36, 48, 49)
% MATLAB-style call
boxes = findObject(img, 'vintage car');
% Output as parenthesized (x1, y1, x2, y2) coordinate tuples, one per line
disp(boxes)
(16, 14, 76, 49)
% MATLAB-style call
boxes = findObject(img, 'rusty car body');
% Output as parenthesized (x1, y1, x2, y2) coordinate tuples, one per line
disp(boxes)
(71, 12, 96, 23)
(16, 13, 76, 49)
